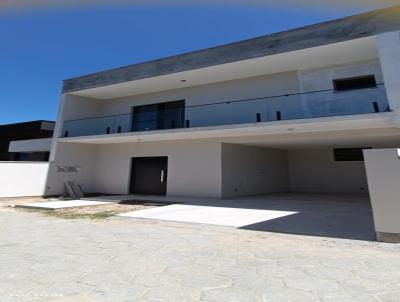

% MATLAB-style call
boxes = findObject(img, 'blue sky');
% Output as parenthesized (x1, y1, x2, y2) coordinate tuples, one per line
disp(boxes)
(0, 3, 384, 125)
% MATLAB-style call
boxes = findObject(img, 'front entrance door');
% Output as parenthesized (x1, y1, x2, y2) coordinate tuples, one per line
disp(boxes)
(130, 157, 168, 195)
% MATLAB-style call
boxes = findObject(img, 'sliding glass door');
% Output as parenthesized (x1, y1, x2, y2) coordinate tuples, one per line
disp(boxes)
(132, 100, 185, 132)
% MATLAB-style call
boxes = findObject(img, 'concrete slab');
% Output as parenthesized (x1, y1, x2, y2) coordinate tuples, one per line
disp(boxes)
(82, 194, 213, 203)
(17, 200, 117, 210)
(81, 195, 140, 202)
(118, 204, 298, 227)
(116, 193, 375, 241)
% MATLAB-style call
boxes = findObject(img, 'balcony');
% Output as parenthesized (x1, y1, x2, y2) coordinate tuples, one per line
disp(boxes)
(62, 85, 389, 138)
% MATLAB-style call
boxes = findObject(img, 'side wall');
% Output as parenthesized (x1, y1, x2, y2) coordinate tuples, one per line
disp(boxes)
(364, 148, 400, 242)
(221, 144, 289, 198)
(46, 142, 98, 196)
(377, 31, 400, 111)
(50, 94, 103, 161)
(93, 140, 222, 198)
(46, 143, 388, 198)
(298, 59, 383, 91)
(0, 162, 50, 198)
(288, 148, 368, 194)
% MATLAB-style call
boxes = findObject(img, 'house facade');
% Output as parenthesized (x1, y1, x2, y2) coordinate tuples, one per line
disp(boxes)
(0, 120, 54, 162)
(47, 6, 400, 202)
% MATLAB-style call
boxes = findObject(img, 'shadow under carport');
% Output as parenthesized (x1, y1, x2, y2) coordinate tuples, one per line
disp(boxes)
(235, 194, 376, 241)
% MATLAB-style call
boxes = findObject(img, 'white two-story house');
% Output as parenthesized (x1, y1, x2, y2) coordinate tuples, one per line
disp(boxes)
(47, 6, 400, 204)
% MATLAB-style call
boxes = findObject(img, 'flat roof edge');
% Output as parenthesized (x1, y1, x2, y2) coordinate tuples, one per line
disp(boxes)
(0, 120, 55, 127)
(62, 5, 400, 94)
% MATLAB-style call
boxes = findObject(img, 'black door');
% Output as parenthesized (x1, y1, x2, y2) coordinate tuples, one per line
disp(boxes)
(132, 100, 184, 131)
(130, 157, 168, 195)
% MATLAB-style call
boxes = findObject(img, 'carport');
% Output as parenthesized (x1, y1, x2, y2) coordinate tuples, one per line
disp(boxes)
(88, 130, 400, 242)
(219, 128, 400, 196)
(220, 142, 372, 198)
(110, 132, 400, 240)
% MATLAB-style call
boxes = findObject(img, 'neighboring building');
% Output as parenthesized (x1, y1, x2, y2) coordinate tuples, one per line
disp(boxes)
(47, 6, 400, 200)
(0, 121, 55, 161)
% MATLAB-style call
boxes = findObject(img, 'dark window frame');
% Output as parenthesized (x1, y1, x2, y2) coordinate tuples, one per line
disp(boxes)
(333, 75, 377, 92)
(333, 147, 371, 162)
(14, 151, 50, 162)
(131, 100, 185, 132)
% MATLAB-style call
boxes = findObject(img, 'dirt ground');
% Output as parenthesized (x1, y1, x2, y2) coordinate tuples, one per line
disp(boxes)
(40, 203, 155, 219)
(0, 196, 155, 219)
(0, 196, 44, 208)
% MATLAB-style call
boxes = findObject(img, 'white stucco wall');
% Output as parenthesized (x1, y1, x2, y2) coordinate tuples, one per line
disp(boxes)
(49, 140, 398, 198)
(297, 60, 387, 117)
(0, 162, 50, 198)
(288, 148, 368, 194)
(9, 138, 52, 153)
(364, 148, 400, 238)
(298, 59, 383, 92)
(61, 95, 104, 137)
(50, 94, 104, 162)
(93, 140, 222, 198)
(377, 31, 400, 111)
(221, 144, 289, 198)
(46, 142, 98, 195)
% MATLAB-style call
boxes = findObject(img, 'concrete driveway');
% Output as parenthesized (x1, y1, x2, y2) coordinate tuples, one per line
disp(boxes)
(118, 193, 375, 241)
(0, 203, 399, 302)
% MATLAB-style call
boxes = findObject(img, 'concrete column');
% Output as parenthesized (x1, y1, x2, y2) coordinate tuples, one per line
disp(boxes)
(364, 148, 400, 243)
(377, 31, 400, 112)
(49, 94, 67, 162)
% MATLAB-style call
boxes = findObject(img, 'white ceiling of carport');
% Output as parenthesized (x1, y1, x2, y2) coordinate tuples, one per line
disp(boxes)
(222, 128, 400, 149)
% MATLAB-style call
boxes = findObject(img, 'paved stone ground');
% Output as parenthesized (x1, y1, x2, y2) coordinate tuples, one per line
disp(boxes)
(1, 206, 400, 302)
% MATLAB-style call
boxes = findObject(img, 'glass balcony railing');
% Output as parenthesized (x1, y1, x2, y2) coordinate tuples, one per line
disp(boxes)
(62, 84, 389, 138)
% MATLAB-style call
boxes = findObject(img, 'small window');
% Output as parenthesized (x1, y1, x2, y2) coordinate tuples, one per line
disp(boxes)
(333, 148, 371, 162)
(333, 75, 377, 91)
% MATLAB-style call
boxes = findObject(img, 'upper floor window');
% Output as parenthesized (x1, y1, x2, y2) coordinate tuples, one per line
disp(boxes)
(333, 75, 377, 92)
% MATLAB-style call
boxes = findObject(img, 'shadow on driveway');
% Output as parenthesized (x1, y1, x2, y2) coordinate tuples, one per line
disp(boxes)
(98, 193, 376, 241)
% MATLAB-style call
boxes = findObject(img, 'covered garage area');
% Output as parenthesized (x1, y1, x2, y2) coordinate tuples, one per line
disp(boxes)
(221, 127, 400, 198)
(221, 144, 369, 198)
(212, 128, 400, 240)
